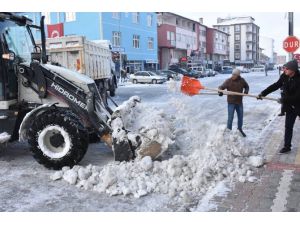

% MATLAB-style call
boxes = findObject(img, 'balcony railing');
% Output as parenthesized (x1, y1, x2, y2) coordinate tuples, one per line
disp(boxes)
(169, 40, 176, 47)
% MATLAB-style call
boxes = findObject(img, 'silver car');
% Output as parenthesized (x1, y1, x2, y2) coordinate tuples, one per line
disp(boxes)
(130, 71, 166, 84)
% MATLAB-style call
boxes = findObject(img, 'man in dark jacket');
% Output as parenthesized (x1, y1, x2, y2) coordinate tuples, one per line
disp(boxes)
(219, 69, 249, 137)
(258, 59, 300, 154)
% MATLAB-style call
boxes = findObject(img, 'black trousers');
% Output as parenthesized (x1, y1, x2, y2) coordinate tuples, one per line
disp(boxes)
(284, 108, 298, 148)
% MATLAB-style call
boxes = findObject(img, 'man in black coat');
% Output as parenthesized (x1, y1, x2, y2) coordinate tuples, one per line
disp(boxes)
(258, 59, 300, 154)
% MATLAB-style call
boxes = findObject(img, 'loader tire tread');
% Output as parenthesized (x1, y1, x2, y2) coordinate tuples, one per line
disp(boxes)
(28, 108, 89, 170)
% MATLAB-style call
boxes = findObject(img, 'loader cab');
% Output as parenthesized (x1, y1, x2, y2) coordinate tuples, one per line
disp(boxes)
(0, 13, 34, 103)
(0, 13, 44, 107)
(0, 13, 44, 137)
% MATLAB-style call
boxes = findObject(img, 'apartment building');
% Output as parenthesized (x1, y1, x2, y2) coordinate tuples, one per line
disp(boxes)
(157, 12, 198, 69)
(206, 27, 229, 68)
(214, 16, 260, 67)
(277, 55, 287, 65)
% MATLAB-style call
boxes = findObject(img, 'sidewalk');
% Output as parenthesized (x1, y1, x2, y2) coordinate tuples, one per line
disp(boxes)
(209, 115, 300, 212)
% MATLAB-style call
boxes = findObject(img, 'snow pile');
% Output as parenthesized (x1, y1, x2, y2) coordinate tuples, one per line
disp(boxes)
(51, 126, 263, 200)
(0, 132, 11, 144)
(111, 96, 175, 158)
(51, 95, 265, 202)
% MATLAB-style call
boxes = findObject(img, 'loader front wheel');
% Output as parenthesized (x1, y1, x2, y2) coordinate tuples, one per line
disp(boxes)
(28, 109, 89, 170)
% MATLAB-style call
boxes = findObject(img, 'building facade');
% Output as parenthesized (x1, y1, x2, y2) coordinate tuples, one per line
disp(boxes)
(157, 12, 198, 69)
(277, 55, 287, 65)
(213, 16, 260, 67)
(22, 12, 158, 73)
(206, 27, 229, 69)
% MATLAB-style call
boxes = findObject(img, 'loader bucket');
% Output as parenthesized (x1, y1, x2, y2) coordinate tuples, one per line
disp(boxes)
(109, 96, 163, 161)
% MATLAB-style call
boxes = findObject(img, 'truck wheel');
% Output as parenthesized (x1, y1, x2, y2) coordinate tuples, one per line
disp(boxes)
(152, 79, 157, 84)
(28, 109, 89, 170)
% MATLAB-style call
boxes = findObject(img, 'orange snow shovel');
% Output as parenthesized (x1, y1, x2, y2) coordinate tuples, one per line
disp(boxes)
(180, 76, 278, 101)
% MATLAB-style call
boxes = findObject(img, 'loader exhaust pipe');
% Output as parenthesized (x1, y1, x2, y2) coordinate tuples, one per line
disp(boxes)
(40, 16, 47, 64)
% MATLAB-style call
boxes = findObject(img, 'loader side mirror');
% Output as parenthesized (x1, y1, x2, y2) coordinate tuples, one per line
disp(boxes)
(2, 52, 15, 61)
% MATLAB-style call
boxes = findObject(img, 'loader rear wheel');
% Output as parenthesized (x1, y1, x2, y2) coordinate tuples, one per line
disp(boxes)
(28, 109, 89, 170)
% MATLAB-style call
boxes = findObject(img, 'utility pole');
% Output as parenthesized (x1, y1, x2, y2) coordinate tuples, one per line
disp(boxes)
(288, 12, 294, 61)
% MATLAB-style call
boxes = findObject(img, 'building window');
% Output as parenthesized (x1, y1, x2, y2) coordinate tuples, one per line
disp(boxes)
(112, 12, 120, 19)
(66, 12, 76, 22)
(235, 52, 240, 60)
(176, 18, 179, 25)
(112, 31, 121, 47)
(132, 12, 140, 24)
(148, 37, 154, 49)
(192, 23, 195, 32)
(234, 25, 240, 32)
(41, 12, 51, 24)
(235, 44, 240, 51)
(147, 14, 153, 27)
(133, 35, 140, 48)
(235, 34, 240, 41)
(176, 33, 181, 42)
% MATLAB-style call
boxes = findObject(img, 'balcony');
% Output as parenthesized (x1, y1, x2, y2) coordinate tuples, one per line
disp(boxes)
(169, 40, 176, 47)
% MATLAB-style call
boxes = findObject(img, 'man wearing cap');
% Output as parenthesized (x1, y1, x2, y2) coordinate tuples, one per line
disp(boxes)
(258, 59, 300, 154)
(219, 68, 249, 137)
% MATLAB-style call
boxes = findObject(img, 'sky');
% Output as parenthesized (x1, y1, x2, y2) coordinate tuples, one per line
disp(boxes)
(176, 12, 300, 57)
(3, 0, 300, 58)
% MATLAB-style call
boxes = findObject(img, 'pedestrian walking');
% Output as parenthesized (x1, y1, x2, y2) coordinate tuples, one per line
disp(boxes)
(121, 69, 127, 83)
(257, 59, 300, 154)
(218, 69, 249, 137)
(265, 64, 268, 76)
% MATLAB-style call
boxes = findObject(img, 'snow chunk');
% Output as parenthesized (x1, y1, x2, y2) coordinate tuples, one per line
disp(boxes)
(0, 132, 11, 144)
(139, 156, 153, 171)
(63, 170, 78, 185)
(50, 171, 63, 181)
(248, 156, 264, 167)
(78, 167, 92, 181)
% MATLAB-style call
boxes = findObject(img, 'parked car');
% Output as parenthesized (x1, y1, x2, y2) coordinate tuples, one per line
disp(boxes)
(236, 66, 250, 73)
(251, 65, 265, 72)
(205, 69, 217, 77)
(221, 67, 233, 74)
(169, 65, 198, 78)
(187, 69, 200, 79)
(129, 71, 166, 84)
(156, 70, 179, 80)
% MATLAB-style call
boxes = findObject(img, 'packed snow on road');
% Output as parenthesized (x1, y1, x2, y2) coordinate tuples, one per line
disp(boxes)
(0, 70, 282, 211)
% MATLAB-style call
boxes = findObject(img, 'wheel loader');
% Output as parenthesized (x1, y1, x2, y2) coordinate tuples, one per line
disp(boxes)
(0, 13, 161, 169)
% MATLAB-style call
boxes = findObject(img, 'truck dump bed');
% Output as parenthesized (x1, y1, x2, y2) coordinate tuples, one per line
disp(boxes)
(45, 36, 112, 80)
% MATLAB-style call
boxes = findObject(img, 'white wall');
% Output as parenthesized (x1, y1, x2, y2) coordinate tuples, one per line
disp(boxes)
(229, 26, 235, 62)
(260, 36, 274, 63)
(240, 25, 247, 60)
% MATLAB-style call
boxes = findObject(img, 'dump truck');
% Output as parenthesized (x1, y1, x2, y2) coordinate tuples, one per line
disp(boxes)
(42, 35, 117, 103)
(0, 13, 161, 169)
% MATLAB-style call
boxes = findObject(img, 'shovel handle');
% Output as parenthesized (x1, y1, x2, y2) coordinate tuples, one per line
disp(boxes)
(203, 87, 279, 102)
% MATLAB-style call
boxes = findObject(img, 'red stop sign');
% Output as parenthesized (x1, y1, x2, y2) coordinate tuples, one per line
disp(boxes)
(283, 36, 300, 53)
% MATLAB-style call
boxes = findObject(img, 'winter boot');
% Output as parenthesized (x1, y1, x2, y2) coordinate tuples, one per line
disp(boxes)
(238, 128, 246, 137)
(278, 147, 291, 154)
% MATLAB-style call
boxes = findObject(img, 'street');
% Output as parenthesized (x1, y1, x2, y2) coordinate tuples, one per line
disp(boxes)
(1, 70, 300, 211)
